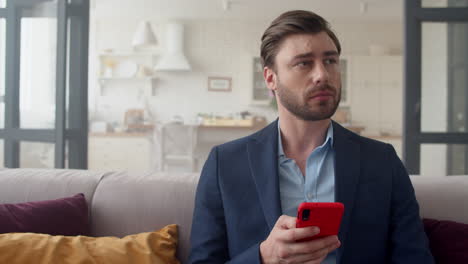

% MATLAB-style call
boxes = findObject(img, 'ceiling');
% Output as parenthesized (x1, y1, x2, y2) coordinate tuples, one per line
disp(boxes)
(93, 0, 404, 22)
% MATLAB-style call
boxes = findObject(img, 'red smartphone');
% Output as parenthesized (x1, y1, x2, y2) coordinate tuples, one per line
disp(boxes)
(296, 202, 344, 241)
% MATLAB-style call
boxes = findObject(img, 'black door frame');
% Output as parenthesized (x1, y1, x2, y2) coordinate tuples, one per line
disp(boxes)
(0, 0, 89, 168)
(404, 0, 468, 174)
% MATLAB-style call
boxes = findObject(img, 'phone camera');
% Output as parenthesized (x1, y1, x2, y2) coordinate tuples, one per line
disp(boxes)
(302, 209, 310, 221)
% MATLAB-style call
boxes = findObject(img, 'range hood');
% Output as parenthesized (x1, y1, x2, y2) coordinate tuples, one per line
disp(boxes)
(154, 23, 191, 71)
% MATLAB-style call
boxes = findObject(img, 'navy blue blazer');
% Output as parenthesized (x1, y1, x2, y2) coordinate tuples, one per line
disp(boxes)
(189, 120, 434, 263)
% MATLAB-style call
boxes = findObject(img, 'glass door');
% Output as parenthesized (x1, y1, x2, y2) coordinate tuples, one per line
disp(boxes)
(404, 0, 468, 175)
(2, 0, 89, 169)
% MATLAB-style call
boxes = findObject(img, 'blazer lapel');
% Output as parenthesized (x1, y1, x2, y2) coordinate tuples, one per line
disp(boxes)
(247, 120, 282, 230)
(332, 121, 361, 263)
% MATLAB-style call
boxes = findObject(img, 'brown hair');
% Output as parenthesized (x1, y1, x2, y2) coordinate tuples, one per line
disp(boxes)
(260, 10, 341, 70)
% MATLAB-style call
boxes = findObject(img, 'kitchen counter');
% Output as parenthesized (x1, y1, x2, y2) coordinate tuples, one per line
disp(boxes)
(89, 132, 152, 137)
(88, 132, 153, 172)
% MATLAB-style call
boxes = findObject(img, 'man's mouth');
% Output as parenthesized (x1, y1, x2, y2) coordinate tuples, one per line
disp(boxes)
(310, 91, 334, 101)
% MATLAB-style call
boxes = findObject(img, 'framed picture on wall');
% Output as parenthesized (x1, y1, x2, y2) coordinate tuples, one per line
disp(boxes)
(208, 77, 232, 92)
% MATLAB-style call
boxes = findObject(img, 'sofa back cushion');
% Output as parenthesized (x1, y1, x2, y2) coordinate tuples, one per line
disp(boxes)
(0, 168, 105, 211)
(90, 171, 199, 263)
(0, 193, 89, 236)
(410, 176, 468, 224)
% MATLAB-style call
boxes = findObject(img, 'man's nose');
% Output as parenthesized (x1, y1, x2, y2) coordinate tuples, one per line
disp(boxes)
(311, 62, 329, 85)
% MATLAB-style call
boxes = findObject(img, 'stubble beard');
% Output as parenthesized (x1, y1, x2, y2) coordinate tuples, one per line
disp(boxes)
(276, 79, 341, 121)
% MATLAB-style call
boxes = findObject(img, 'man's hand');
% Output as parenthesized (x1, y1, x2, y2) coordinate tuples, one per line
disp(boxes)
(259, 215, 341, 264)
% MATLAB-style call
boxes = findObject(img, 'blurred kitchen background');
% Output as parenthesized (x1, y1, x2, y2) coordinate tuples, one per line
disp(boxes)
(0, 0, 467, 176)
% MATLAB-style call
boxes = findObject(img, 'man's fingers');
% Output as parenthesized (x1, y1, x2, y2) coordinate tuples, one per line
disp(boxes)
(274, 215, 297, 230)
(267, 216, 342, 264)
(277, 226, 320, 242)
(286, 235, 340, 256)
(328, 240, 341, 253)
(282, 240, 341, 263)
(286, 251, 327, 264)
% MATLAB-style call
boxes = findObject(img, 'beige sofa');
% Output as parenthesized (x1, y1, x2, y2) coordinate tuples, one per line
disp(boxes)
(0, 168, 467, 263)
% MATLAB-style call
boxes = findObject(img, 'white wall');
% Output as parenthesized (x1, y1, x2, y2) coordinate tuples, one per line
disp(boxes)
(90, 18, 276, 124)
(92, 0, 402, 22)
(89, 16, 404, 128)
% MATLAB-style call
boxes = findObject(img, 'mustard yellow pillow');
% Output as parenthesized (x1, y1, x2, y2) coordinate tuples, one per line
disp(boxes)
(0, 224, 180, 264)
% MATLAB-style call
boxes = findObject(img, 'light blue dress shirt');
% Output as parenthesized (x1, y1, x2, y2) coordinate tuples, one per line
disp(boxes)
(278, 122, 336, 264)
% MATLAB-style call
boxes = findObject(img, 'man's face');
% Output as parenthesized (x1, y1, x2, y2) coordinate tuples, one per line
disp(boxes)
(266, 32, 341, 121)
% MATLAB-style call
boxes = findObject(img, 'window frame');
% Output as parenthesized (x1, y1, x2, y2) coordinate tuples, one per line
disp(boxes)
(0, 0, 89, 169)
(404, 0, 468, 174)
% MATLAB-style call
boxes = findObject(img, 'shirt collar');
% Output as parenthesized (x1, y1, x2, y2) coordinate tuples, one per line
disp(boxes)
(277, 120, 334, 159)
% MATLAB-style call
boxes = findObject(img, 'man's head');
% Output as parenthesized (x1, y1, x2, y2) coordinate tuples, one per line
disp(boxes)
(261, 10, 342, 121)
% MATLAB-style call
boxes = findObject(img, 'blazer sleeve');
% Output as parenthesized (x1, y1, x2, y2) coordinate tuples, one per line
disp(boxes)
(189, 147, 262, 264)
(387, 144, 435, 264)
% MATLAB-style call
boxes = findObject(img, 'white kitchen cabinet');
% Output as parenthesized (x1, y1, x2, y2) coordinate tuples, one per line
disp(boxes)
(88, 134, 153, 172)
(348, 55, 403, 136)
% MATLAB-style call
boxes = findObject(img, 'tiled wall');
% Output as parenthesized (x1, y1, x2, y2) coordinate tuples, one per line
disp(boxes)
(90, 18, 404, 134)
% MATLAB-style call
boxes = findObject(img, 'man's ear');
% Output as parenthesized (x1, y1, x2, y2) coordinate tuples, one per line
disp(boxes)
(263, 66, 277, 92)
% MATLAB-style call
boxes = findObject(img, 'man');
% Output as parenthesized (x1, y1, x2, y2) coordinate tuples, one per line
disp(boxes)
(189, 10, 434, 264)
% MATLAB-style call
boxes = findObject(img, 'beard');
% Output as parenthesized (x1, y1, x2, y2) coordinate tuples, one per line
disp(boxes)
(276, 79, 341, 121)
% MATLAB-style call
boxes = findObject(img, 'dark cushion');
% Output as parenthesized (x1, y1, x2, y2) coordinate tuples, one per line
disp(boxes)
(423, 218, 468, 264)
(0, 193, 89, 236)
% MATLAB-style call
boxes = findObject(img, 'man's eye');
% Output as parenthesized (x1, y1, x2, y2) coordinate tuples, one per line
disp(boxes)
(295, 61, 311, 67)
(324, 58, 338, 65)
